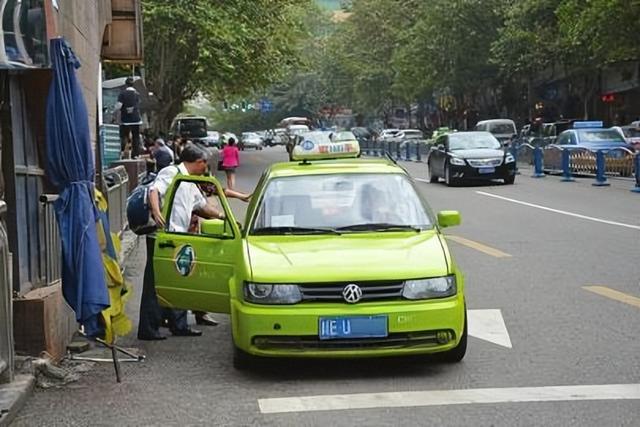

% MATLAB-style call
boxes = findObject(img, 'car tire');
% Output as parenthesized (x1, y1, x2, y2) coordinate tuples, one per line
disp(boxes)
(232, 344, 255, 370)
(445, 164, 458, 187)
(504, 175, 515, 185)
(428, 162, 439, 183)
(440, 312, 467, 363)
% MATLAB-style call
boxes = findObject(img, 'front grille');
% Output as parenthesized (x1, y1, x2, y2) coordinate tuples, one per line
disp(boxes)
(467, 158, 503, 168)
(299, 281, 405, 303)
(253, 331, 454, 351)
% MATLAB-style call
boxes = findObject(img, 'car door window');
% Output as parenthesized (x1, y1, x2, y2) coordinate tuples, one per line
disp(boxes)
(164, 179, 236, 238)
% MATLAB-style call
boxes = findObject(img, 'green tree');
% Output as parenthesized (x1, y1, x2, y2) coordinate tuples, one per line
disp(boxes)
(142, 0, 311, 131)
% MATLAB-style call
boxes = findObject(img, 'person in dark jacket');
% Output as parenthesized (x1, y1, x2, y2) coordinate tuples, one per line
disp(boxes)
(116, 77, 143, 158)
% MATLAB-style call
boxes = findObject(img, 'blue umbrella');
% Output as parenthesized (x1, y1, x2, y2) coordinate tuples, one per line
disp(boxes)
(46, 38, 109, 337)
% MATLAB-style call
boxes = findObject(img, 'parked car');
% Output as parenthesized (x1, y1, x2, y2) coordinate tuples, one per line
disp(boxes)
(240, 132, 263, 150)
(377, 128, 400, 143)
(350, 127, 373, 143)
(474, 119, 517, 146)
(554, 125, 633, 154)
(393, 129, 424, 142)
(611, 126, 640, 150)
(427, 131, 516, 186)
(152, 136, 467, 368)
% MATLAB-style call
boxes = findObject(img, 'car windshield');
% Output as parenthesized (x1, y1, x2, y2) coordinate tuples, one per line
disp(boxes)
(178, 119, 207, 138)
(622, 128, 640, 138)
(449, 133, 501, 150)
(251, 173, 433, 233)
(489, 124, 515, 134)
(577, 130, 625, 143)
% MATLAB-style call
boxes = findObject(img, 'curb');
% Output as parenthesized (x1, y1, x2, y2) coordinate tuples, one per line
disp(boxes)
(0, 374, 35, 427)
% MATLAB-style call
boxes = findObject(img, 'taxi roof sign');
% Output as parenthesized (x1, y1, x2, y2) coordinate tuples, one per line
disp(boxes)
(291, 132, 360, 161)
(573, 121, 603, 129)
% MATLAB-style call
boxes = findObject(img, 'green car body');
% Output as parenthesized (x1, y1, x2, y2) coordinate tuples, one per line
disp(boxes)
(154, 157, 467, 366)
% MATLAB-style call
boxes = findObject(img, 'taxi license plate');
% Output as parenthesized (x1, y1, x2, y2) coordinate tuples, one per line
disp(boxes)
(478, 167, 495, 174)
(319, 316, 388, 340)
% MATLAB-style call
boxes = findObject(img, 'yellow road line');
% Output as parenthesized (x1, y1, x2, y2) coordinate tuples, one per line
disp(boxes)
(583, 286, 640, 309)
(445, 235, 511, 258)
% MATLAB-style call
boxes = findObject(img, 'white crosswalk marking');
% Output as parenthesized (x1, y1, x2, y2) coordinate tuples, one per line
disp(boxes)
(258, 384, 640, 414)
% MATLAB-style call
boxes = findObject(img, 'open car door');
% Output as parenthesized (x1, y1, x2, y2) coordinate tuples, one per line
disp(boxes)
(153, 175, 242, 313)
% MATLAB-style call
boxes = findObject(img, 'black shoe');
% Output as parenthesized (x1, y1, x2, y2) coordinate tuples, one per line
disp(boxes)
(196, 313, 219, 326)
(138, 333, 167, 341)
(171, 328, 202, 337)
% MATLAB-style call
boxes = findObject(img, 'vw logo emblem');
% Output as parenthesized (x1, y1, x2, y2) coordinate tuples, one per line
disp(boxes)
(342, 284, 363, 304)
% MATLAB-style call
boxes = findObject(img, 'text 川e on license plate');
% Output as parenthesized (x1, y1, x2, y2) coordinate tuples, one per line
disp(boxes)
(319, 316, 388, 340)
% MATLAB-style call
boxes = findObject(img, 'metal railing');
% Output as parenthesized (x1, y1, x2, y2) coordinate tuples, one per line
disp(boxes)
(103, 166, 129, 234)
(512, 143, 640, 191)
(361, 138, 640, 192)
(39, 194, 62, 286)
(0, 200, 14, 383)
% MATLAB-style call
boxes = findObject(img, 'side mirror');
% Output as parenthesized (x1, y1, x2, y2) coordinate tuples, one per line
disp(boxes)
(437, 210, 461, 228)
(201, 218, 230, 237)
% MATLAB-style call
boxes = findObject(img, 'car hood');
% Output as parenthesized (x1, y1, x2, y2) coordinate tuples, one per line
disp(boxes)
(450, 148, 505, 159)
(246, 231, 449, 283)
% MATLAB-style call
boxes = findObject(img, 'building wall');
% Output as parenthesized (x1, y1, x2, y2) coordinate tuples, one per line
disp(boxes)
(51, 0, 112, 150)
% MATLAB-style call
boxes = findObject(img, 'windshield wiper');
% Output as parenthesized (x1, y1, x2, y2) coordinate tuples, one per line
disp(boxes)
(252, 226, 341, 235)
(336, 223, 423, 232)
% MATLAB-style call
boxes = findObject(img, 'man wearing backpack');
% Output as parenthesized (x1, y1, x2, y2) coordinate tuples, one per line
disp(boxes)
(138, 144, 224, 340)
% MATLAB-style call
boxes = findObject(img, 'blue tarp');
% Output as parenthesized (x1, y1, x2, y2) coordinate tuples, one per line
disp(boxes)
(46, 38, 109, 337)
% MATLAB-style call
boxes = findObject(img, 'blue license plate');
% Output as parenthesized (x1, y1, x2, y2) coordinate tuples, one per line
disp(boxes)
(478, 167, 495, 174)
(319, 316, 388, 340)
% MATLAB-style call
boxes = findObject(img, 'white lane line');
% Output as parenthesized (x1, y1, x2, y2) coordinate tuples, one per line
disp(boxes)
(415, 178, 430, 183)
(468, 309, 512, 348)
(258, 384, 640, 414)
(476, 191, 640, 231)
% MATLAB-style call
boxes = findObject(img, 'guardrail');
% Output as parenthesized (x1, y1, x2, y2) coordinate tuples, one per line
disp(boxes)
(102, 166, 129, 234)
(360, 138, 640, 193)
(39, 194, 62, 287)
(512, 143, 639, 191)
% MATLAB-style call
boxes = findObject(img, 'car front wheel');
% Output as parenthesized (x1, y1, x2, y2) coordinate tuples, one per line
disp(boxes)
(504, 175, 515, 185)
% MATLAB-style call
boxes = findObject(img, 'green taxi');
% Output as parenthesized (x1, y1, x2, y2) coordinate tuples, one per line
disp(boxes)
(154, 137, 466, 368)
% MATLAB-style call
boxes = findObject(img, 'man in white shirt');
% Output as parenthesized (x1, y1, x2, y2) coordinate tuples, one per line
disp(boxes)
(138, 144, 224, 340)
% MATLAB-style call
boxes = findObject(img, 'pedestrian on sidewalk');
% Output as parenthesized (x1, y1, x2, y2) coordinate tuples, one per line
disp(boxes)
(221, 137, 240, 189)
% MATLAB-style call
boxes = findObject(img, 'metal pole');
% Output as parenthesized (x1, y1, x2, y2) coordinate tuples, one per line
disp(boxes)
(592, 150, 610, 186)
(532, 147, 545, 178)
(561, 149, 575, 182)
(416, 143, 421, 162)
(405, 141, 411, 161)
(395, 142, 401, 160)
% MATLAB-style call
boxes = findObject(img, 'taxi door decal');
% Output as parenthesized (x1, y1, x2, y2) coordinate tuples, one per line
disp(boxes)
(174, 244, 196, 277)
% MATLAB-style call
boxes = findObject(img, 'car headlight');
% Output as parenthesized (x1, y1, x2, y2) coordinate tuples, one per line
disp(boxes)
(244, 283, 302, 305)
(449, 156, 465, 166)
(505, 153, 515, 163)
(402, 276, 457, 300)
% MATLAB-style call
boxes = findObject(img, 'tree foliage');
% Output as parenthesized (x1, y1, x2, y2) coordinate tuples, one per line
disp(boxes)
(142, 0, 311, 131)
(275, 0, 640, 125)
